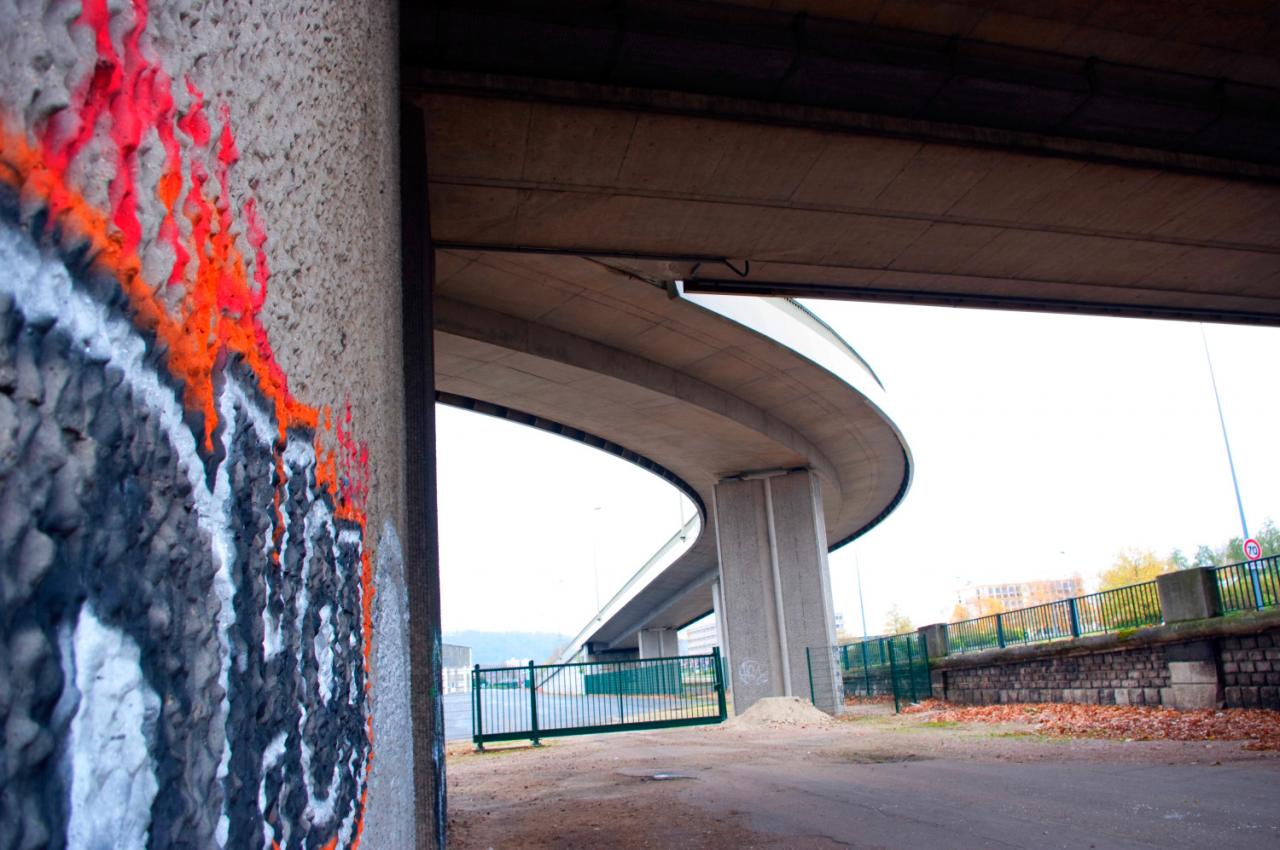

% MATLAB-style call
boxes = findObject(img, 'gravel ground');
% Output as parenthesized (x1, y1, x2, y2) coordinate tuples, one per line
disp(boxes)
(445, 703, 1280, 849)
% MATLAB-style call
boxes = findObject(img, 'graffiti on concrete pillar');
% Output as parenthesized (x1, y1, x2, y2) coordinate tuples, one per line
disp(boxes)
(0, 1, 387, 847)
(738, 657, 770, 688)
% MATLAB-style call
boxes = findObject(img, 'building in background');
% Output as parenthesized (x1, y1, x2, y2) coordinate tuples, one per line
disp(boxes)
(960, 575, 1085, 617)
(682, 615, 720, 656)
(442, 644, 473, 694)
(683, 610, 840, 656)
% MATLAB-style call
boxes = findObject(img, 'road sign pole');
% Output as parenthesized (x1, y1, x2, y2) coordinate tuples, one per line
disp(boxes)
(1244, 537, 1265, 609)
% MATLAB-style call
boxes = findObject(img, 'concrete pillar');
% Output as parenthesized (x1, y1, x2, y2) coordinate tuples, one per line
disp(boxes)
(714, 469, 841, 715)
(638, 628, 679, 659)
(712, 579, 730, 693)
(918, 625, 950, 701)
(919, 623, 949, 659)
(1161, 640, 1224, 709)
(1156, 567, 1222, 622)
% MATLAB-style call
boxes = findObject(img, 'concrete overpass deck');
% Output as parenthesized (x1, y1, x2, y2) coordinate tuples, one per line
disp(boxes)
(432, 249, 910, 652)
(407, 1, 1280, 326)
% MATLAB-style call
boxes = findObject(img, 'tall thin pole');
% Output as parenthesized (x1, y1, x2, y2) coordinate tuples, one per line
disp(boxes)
(855, 549, 868, 639)
(1201, 326, 1250, 541)
(592, 505, 603, 617)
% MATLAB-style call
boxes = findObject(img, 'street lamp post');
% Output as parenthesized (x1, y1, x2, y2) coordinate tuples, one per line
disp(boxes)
(1202, 326, 1250, 542)
(854, 547, 869, 640)
(1201, 326, 1263, 608)
(592, 505, 603, 619)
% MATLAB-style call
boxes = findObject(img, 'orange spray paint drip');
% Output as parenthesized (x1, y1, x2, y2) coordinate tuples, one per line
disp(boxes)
(3, 121, 373, 847)
(46, 0, 310, 451)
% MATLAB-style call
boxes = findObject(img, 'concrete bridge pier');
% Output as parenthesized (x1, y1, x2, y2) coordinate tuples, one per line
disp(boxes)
(714, 469, 842, 715)
(638, 628, 680, 659)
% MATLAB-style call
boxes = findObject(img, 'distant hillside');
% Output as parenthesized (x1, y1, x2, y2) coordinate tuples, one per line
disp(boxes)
(442, 631, 573, 666)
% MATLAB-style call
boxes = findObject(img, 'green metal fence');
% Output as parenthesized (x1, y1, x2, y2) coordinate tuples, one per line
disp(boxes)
(1215, 556, 1280, 613)
(827, 632, 930, 713)
(471, 649, 727, 748)
(947, 579, 1163, 655)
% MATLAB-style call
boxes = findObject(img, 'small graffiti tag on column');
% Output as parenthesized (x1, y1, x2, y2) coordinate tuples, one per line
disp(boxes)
(738, 658, 769, 687)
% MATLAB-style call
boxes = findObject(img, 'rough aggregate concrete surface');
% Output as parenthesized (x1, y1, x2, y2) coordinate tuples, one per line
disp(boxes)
(0, 276, 225, 847)
(445, 704, 1280, 849)
(0, 251, 374, 846)
(0, 0, 410, 846)
(0, 0, 403, 537)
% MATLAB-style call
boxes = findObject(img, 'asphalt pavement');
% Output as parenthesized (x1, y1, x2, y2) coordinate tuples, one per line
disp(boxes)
(446, 706, 1280, 848)
(688, 756, 1280, 848)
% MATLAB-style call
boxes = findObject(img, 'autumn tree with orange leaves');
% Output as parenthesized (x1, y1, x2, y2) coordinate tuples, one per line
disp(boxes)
(1098, 549, 1178, 590)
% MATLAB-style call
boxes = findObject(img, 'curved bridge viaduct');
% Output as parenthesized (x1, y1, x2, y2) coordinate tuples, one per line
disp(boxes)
(400, 5, 1280, 839)
(405, 0, 1280, 716)
(433, 249, 911, 715)
(4, 2, 1279, 849)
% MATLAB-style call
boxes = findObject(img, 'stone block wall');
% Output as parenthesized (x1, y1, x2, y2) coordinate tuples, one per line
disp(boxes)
(933, 625, 1280, 711)
(941, 644, 1169, 707)
(1221, 630, 1280, 709)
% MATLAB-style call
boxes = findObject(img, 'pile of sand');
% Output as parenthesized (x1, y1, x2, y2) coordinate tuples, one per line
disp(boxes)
(725, 696, 835, 729)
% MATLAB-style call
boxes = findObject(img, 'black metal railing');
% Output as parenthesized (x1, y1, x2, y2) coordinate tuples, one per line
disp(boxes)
(946, 579, 1163, 655)
(1215, 556, 1280, 613)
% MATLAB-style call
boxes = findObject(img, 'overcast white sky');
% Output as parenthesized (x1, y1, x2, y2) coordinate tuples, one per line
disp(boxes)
(437, 300, 1280, 638)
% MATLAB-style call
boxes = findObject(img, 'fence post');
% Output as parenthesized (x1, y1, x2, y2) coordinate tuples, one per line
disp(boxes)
(473, 664, 484, 751)
(860, 641, 871, 696)
(1068, 598, 1081, 638)
(905, 638, 918, 703)
(616, 662, 625, 724)
(887, 639, 900, 713)
(806, 647, 816, 704)
(1250, 562, 1265, 610)
(996, 614, 1005, 649)
(713, 647, 728, 721)
(918, 632, 932, 699)
(528, 660, 541, 746)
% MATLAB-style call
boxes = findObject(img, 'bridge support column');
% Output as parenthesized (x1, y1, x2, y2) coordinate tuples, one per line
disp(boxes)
(638, 628, 679, 659)
(712, 578, 729, 692)
(714, 469, 841, 716)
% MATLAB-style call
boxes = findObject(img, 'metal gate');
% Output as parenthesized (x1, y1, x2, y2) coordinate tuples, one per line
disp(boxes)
(471, 649, 727, 748)
(820, 633, 930, 713)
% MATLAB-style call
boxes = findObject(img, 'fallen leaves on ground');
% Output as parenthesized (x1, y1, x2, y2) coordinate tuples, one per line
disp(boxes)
(901, 699, 1280, 750)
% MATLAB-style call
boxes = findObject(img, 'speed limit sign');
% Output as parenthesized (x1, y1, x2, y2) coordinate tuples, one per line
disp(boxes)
(1244, 538, 1262, 560)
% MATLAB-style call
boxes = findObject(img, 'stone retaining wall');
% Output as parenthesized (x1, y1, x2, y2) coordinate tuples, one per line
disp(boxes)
(922, 571, 1280, 712)
(1221, 631, 1280, 709)
(930, 621, 1280, 711)
(941, 643, 1170, 706)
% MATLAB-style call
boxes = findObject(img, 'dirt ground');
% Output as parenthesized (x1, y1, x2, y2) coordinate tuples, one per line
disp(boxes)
(445, 702, 1280, 849)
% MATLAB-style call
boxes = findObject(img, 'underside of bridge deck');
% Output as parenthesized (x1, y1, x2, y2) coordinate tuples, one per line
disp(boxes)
(401, 0, 1279, 725)
(404, 0, 1280, 326)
